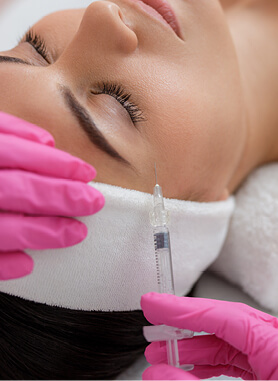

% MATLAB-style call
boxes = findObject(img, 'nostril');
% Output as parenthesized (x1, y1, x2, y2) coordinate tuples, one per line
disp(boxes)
(111, 4, 139, 52)
(118, 8, 125, 21)
(116, 7, 133, 30)
(79, 1, 138, 54)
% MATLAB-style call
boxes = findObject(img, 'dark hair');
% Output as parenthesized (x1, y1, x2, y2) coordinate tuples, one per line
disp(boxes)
(0, 292, 150, 380)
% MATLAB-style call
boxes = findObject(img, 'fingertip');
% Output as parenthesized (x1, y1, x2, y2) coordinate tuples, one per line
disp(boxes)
(20, 252, 34, 276)
(75, 221, 88, 244)
(141, 292, 166, 312)
(142, 366, 154, 380)
(59, 154, 97, 182)
(82, 163, 97, 182)
(0, 112, 55, 147)
(21, 253, 34, 276)
(141, 292, 160, 305)
(91, 191, 105, 214)
(144, 342, 155, 362)
(0, 251, 34, 281)
(145, 342, 166, 364)
(64, 220, 88, 247)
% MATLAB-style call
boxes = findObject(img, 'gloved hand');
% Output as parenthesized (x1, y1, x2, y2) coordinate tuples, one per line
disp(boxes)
(141, 292, 278, 380)
(0, 112, 105, 281)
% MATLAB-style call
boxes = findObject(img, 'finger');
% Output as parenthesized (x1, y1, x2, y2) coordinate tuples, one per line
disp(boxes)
(141, 293, 268, 357)
(0, 251, 34, 280)
(143, 364, 199, 380)
(0, 112, 54, 146)
(190, 364, 254, 380)
(145, 335, 252, 373)
(0, 133, 96, 182)
(0, 170, 105, 216)
(0, 214, 88, 251)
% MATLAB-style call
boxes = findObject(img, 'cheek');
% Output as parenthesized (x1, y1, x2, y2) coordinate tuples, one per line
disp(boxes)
(177, 0, 229, 40)
(177, 0, 238, 82)
(145, 84, 245, 200)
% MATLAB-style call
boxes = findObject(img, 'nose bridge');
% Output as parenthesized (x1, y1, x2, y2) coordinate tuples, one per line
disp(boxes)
(77, 1, 138, 55)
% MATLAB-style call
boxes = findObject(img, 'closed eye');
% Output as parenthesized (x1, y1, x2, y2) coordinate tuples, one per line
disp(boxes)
(92, 82, 147, 127)
(21, 29, 51, 64)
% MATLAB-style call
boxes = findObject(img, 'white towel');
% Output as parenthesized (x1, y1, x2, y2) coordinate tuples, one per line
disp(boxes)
(210, 163, 278, 312)
(0, 183, 234, 311)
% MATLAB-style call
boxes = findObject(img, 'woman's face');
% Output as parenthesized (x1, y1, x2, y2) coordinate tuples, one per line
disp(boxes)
(0, 0, 246, 201)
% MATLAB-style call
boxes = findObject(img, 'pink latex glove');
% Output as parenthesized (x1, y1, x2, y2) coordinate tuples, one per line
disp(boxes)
(0, 112, 105, 281)
(141, 292, 278, 380)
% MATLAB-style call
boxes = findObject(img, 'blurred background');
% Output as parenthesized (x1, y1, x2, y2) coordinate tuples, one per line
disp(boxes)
(0, 0, 94, 51)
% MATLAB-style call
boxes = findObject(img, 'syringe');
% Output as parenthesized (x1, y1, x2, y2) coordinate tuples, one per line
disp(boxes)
(149, 165, 175, 296)
(148, 165, 194, 369)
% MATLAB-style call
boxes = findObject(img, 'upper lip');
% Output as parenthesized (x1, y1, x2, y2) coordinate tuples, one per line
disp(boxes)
(126, 0, 182, 39)
(140, 0, 181, 38)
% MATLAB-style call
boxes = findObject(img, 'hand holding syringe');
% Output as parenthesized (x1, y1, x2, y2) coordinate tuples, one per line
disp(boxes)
(143, 165, 194, 370)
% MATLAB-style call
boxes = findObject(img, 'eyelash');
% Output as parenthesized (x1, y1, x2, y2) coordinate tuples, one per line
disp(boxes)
(94, 82, 146, 125)
(23, 30, 50, 63)
(22, 31, 145, 125)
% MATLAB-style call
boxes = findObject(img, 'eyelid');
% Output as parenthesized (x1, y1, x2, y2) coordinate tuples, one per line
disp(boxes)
(92, 82, 147, 127)
(20, 29, 51, 64)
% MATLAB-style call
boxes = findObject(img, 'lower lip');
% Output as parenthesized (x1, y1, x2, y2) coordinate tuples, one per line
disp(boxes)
(131, 0, 181, 37)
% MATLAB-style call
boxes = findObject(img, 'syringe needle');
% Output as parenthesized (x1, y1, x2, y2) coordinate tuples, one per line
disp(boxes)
(155, 163, 158, 185)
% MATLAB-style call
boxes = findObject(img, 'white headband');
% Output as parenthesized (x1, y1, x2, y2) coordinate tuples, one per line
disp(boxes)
(0, 183, 235, 311)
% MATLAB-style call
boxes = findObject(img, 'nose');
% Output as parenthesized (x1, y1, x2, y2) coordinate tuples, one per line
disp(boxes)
(77, 1, 138, 55)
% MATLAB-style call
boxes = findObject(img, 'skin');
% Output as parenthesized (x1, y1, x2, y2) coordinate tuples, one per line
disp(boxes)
(0, 0, 278, 201)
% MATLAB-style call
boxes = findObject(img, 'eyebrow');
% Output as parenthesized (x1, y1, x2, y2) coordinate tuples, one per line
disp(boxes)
(0, 54, 133, 168)
(59, 86, 133, 168)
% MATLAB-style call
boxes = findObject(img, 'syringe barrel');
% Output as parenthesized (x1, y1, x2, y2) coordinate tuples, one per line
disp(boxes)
(153, 226, 175, 295)
(167, 339, 180, 367)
